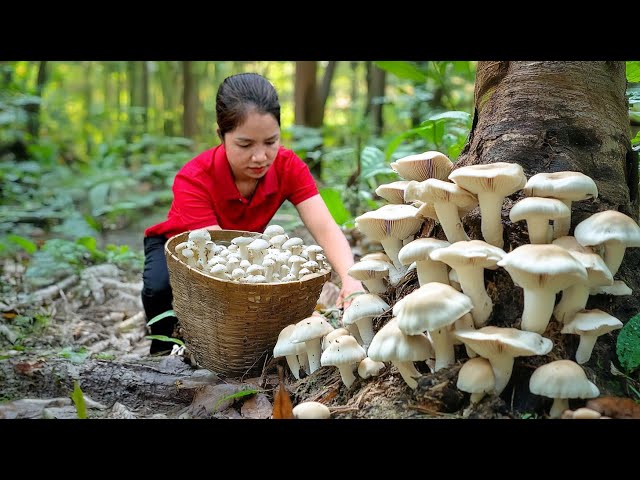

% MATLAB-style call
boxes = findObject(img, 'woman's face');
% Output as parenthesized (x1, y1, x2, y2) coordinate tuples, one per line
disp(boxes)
(223, 111, 280, 182)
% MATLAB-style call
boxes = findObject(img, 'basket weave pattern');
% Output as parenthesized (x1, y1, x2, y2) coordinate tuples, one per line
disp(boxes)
(165, 229, 330, 377)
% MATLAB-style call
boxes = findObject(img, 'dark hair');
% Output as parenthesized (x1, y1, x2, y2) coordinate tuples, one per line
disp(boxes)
(216, 73, 281, 138)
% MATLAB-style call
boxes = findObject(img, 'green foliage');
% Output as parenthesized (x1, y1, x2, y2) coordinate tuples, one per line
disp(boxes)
(385, 110, 472, 161)
(374, 62, 428, 82)
(58, 346, 91, 364)
(25, 238, 93, 286)
(71, 381, 87, 419)
(627, 62, 640, 83)
(617, 313, 640, 373)
(145, 335, 184, 346)
(146, 309, 176, 327)
(214, 388, 260, 411)
(320, 188, 352, 226)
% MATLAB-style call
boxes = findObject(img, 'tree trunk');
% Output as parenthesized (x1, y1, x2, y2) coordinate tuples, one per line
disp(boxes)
(455, 61, 639, 401)
(366, 62, 386, 137)
(26, 61, 47, 139)
(141, 61, 149, 133)
(183, 61, 198, 140)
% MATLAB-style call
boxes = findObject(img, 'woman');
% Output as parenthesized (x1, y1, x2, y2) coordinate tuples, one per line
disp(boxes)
(142, 73, 363, 353)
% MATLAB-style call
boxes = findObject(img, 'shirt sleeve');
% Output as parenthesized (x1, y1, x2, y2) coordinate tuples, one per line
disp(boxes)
(284, 153, 319, 205)
(170, 170, 220, 230)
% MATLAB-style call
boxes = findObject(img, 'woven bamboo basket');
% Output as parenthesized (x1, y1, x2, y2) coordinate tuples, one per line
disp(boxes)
(165, 229, 330, 377)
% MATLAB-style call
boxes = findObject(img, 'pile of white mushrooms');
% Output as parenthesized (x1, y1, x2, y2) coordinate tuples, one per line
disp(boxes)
(173, 225, 331, 283)
(275, 151, 640, 418)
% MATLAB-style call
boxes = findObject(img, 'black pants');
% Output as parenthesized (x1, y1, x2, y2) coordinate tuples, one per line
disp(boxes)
(142, 236, 179, 353)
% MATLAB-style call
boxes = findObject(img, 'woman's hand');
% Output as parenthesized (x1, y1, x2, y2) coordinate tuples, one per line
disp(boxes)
(336, 276, 365, 310)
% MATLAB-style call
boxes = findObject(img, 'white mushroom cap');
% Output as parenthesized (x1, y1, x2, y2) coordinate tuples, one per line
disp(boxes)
(290, 315, 335, 373)
(322, 328, 351, 351)
(509, 197, 571, 244)
(529, 360, 600, 418)
(394, 282, 474, 371)
(523, 171, 599, 238)
(357, 357, 386, 379)
(355, 204, 423, 269)
(457, 357, 495, 404)
(342, 293, 390, 350)
(367, 318, 434, 389)
(574, 210, 640, 276)
(453, 326, 553, 395)
(497, 244, 588, 334)
(292, 401, 331, 419)
(320, 335, 367, 387)
(448, 162, 527, 248)
(404, 178, 478, 243)
(398, 237, 451, 286)
(375, 180, 411, 204)
(430, 240, 506, 327)
(552, 235, 594, 254)
(390, 151, 453, 181)
(561, 309, 623, 364)
(263, 224, 286, 239)
(274, 324, 307, 380)
(347, 260, 391, 294)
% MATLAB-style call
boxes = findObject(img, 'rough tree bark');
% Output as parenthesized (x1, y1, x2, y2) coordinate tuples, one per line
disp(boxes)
(454, 61, 639, 402)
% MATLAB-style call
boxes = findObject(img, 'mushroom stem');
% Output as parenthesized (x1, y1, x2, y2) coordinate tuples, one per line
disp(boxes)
(554, 284, 590, 324)
(430, 328, 456, 372)
(553, 200, 573, 239)
(549, 397, 570, 419)
(575, 335, 598, 364)
(355, 319, 375, 351)
(456, 265, 493, 327)
(380, 237, 405, 270)
(470, 392, 486, 404)
(304, 338, 323, 373)
(526, 217, 553, 244)
(521, 288, 556, 334)
(602, 239, 626, 276)
(363, 278, 387, 294)
(285, 354, 302, 380)
(298, 352, 310, 374)
(434, 202, 470, 244)
(488, 354, 515, 395)
(392, 360, 422, 389)
(337, 364, 357, 388)
(416, 259, 450, 286)
(477, 193, 505, 249)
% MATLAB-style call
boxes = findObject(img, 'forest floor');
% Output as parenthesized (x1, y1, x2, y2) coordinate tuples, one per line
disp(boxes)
(0, 226, 637, 420)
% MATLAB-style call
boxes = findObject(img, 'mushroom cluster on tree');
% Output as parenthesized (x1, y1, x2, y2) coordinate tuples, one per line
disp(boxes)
(269, 149, 636, 419)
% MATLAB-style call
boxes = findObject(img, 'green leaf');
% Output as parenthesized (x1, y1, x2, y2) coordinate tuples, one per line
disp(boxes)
(71, 381, 87, 419)
(147, 309, 176, 326)
(6, 234, 37, 254)
(145, 335, 184, 346)
(319, 187, 351, 226)
(427, 111, 472, 123)
(374, 61, 427, 82)
(632, 130, 640, 146)
(616, 313, 640, 373)
(214, 388, 259, 411)
(58, 346, 91, 364)
(627, 61, 640, 83)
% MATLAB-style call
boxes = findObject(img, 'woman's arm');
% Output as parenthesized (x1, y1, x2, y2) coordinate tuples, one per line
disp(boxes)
(295, 194, 364, 308)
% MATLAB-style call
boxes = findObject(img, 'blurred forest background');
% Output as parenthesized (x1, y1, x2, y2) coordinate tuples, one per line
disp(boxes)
(1, 60, 638, 290)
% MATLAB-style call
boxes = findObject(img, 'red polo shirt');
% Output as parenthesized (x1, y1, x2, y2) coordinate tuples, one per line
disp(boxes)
(145, 144, 318, 238)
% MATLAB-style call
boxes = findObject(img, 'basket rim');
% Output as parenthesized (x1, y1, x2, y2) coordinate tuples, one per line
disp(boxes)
(164, 229, 331, 285)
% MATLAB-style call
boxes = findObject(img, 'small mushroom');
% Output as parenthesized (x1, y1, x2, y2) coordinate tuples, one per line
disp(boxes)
(457, 357, 495, 404)
(561, 309, 623, 364)
(292, 401, 331, 419)
(529, 360, 600, 418)
(320, 335, 367, 388)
